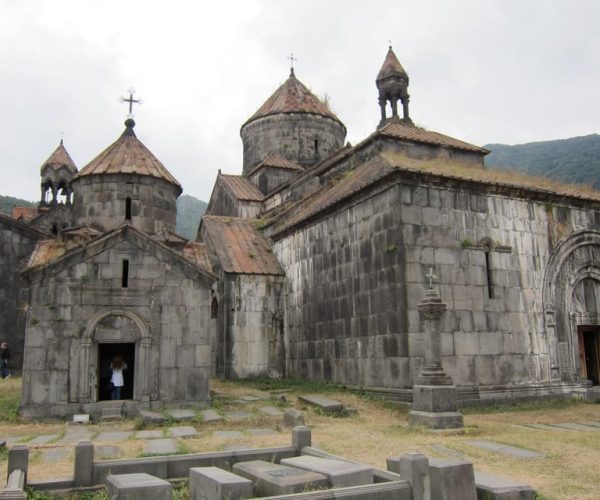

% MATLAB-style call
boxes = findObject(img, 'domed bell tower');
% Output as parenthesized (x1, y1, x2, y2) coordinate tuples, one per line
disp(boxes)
(376, 46, 412, 127)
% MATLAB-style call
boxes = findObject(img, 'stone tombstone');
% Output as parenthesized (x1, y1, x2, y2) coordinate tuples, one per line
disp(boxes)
(409, 283, 464, 429)
(105, 473, 172, 500)
(189, 467, 253, 500)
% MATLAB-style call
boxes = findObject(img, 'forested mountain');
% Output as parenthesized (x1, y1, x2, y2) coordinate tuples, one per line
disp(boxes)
(484, 134, 600, 189)
(1, 193, 207, 240)
(0, 195, 36, 216)
(176, 194, 207, 239)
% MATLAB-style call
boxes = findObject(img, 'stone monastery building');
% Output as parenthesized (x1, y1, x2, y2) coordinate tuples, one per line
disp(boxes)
(2, 47, 600, 418)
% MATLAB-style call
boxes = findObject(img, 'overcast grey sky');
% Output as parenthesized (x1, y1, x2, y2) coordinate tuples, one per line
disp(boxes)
(1, 0, 599, 202)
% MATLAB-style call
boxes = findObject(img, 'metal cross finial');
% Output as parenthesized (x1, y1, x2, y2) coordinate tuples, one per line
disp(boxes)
(288, 53, 297, 70)
(388, 40, 392, 50)
(121, 88, 142, 117)
(426, 267, 438, 288)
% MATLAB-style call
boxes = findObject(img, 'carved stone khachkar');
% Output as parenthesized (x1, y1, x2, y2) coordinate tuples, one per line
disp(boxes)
(409, 286, 464, 429)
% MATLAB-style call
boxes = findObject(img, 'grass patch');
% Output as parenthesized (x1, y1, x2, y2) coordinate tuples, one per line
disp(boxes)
(463, 397, 585, 415)
(228, 377, 350, 394)
(0, 376, 21, 422)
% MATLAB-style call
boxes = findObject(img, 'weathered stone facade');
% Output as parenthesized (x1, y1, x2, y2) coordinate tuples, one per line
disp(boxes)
(0, 214, 48, 370)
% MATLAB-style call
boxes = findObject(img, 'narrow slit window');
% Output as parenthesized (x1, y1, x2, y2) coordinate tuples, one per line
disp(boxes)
(314, 138, 319, 156)
(125, 197, 132, 220)
(122, 259, 129, 288)
(485, 250, 493, 298)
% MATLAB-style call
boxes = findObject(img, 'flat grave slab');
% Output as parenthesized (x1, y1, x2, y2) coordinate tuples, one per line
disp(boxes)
(72, 414, 90, 424)
(28, 434, 58, 445)
(139, 410, 166, 425)
(95, 431, 132, 442)
(239, 395, 264, 401)
(298, 394, 344, 413)
(43, 448, 69, 462)
(144, 438, 178, 455)
(57, 427, 92, 444)
(201, 409, 223, 423)
(189, 466, 253, 500)
(225, 411, 253, 420)
(465, 440, 544, 459)
(223, 444, 253, 451)
(167, 409, 196, 420)
(518, 423, 566, 432)
(281, 455, 373, 487)
(260, 406, 284, 416)
(248, 428, 278, 436)
(232, 459, 329, 496)
(136, 430, 164, 439)
(431, 444, 469, 460)
(550, 423, 600, 431)
(169, 426, 199, 438)
(214, 431, 245, 439)
(475, 471, 534, 499)
(585, 421, 600, 428)
(105, 472, 171, 500)
(96, 445, 121, 459)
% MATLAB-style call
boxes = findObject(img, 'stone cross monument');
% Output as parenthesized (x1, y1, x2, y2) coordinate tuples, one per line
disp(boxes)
(409, 269, 464, 429)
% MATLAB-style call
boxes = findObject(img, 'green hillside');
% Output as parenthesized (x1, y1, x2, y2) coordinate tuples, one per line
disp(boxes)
(484, 134, 600, 189)
(176, 194, 208, 240)
(0, 195, 36, 216)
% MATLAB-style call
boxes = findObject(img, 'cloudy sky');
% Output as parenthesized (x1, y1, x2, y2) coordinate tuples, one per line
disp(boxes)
(1, 0, 599, 202)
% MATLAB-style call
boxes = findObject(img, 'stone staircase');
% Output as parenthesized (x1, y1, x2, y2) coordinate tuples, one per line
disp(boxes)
(99, 401, 123, 421)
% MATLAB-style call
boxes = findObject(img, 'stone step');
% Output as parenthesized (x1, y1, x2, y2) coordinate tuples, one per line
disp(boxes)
(100, 407, 123, 421)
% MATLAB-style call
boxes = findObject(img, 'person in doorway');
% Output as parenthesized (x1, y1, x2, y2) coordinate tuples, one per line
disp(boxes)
(1, 343, 10, 379)
(110, 355, 127, 400)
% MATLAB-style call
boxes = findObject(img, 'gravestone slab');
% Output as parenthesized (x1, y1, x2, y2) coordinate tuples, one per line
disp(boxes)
(95, 431, 132, 442)
(214, 431, 245, 439)
(139, 410, 166, 425)
(281, 455, 373, 487)
(201, 409, 222, 423)
(223, 444, 253, 451)
(550, 423, 600, 431)
(260, 406, 284, 416)
(429, 458, 477, 500)
(57, 427, 92, 444)
(167, 409, 196, 420)
(465, 440, 544, 459)
(225, 411, 253, 420)
(248, 428, 277, 436)
(144, 438, 178, 455)
(28, 435, 57, 445)
(96, 445, 121, 459)
(232, 460, 328, 496)
(282, 409, 305, 427)
(475, 471, 534, 499)
(189, 466, 253, 500)
(518, 424, 565, 432)
(298, 394, 344, 413)
(239, 395, 264, 401)
(105, 473, 171, 500)
(169, 426, 199, 438)
(136, 430, 164, 439)
(585, 421, 600, 428)
(43, 448, 69, 462)
(431, 445, 469, 460)
(72, 414, 90, 424)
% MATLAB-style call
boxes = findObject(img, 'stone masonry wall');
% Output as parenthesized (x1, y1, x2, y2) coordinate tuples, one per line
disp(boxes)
(71, 174, 179, 234)
(272, 174, 600, 390)
(20, 238, 211, 418)
(241, 114, 346, 174)
(0, 221, 45, 371)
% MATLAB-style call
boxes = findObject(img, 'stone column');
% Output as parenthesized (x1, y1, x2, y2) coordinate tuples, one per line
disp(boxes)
(409, 287, 463, 429)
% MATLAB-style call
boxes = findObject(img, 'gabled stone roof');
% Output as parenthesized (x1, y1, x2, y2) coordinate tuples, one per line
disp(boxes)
(376, 120, 489, 155)
(40, 141, 78, 173)
(77, 119, 182, 192)
(247, 152, 304, 177)
(0, 212, 51, 240)
(377, 47, 408, 81)
(243, 70, 344, 128)
(202, 216, 283, 275)
(219, 174, 264, 202)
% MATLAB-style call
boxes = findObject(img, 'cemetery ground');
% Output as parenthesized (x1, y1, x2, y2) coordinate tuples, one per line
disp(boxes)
(1, 377, 599, 499)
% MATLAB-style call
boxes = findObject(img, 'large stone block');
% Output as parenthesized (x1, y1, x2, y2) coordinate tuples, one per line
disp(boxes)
(105, 473, 172, 500)
(412, 385, 460, 413)
(189, 467, 253, 500)
(281, 455, 373, 488)
(428, 459, 477, 500)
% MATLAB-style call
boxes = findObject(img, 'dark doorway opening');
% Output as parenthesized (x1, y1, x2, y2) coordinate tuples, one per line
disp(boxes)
(98, 343, 135, 400)
(578, 327, 600, 385)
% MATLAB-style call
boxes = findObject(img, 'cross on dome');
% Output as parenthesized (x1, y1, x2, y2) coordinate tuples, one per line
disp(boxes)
(288, 53, 297, 76)
(121, 88, 142, 117)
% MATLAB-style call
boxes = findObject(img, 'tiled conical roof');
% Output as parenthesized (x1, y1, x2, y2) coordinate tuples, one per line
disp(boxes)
(77, 119, 181, 192)
(40, 141, 78, 173)
(377, 46, 408, 82)
(243, 70, 343, 127)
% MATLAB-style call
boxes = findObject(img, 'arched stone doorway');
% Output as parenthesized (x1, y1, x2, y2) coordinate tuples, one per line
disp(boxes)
(76, 309, 155, 403)
(543, 230, 600, 383)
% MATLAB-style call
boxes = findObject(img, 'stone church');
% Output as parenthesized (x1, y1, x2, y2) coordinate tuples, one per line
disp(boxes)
(2, 47, 600, 418)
